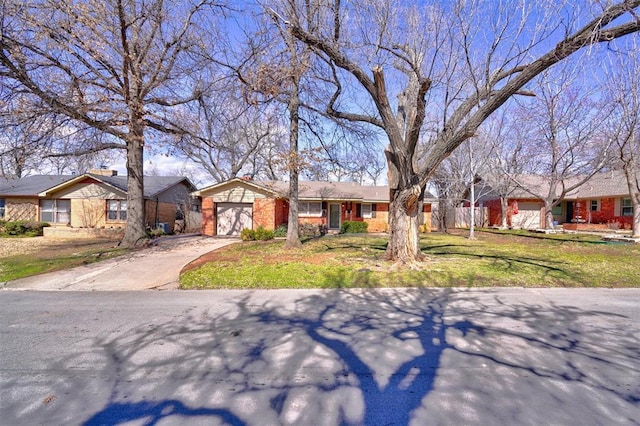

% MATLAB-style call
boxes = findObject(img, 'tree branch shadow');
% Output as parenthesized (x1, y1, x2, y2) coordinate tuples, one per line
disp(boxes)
(9, 288, 636, 425)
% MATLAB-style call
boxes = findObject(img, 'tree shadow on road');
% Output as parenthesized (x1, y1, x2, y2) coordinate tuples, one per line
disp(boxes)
(29, 289, 638, 425)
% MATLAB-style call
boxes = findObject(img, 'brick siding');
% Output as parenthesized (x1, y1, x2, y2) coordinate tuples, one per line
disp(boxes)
(201, 197, 215, 236)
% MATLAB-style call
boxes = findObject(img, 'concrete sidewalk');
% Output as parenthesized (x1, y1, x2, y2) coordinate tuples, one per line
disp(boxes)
(3, 235, 237, 291)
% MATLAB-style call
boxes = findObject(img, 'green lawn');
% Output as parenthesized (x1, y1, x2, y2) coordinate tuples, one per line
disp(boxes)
(180, 231, 640, 289)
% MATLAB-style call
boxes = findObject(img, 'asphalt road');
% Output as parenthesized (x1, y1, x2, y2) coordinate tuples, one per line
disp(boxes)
(1, 288, 639, 425)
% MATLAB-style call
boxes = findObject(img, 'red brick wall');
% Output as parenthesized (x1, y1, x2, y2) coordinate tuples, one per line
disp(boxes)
(253, 198, 276, 230)
(275, 199, 288, 227)
(486, 198, 525, 227)
(584, 197, 615, 223)
(144, 201, 177, 232)
(202, 198, 215, 236)
(299, 216, 326, 226)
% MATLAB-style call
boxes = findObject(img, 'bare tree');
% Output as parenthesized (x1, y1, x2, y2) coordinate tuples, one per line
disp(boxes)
(481, 111, 528, 229)
(176, 88, 287, 182)
(603, 39, 640, 237)
(0, 0, 217, 246)
(276, 0, 640, 262)
(0, 92, 58, 178)
(510, 65, 611, 229)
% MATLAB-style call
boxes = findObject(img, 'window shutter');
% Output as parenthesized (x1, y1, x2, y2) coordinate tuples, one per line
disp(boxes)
(356, 203, 361, 218)
(372, 203, 377, 218)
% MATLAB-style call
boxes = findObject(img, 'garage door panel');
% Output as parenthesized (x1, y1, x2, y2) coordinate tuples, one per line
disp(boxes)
(513, 202, 542, 229)
(217, 203, 252, 236)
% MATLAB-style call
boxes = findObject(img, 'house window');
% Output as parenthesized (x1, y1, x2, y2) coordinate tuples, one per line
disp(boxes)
(590, 200, 599, 211)
(107, 200, 127, 221)
(622, 198, 633, 216)
(299, 201, 322, 217)
(0, 198, 5, 219)
(362, 203, 372, 218)
(552, 205, 562, 216)
(40, 199, 70, 224)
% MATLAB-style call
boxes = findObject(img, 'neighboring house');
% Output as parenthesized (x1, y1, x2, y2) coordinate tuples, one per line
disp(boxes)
(193, 178, 434, 236)
(0, 169, 199, 237)
(479, 170, 634, 230)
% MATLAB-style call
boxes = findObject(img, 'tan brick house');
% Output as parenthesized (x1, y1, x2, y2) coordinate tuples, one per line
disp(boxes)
(193, 178, 433, 236)
(0, 170, 198, 238)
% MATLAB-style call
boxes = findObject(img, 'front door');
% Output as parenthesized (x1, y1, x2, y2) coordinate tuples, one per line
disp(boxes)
(566, 202, 574, 223)
(329, 203, 341, 230)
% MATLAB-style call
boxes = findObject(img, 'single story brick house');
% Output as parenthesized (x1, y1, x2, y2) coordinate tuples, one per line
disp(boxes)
(193, 178, 434, 236)
(481, 170, 634, 230)
(0, 169, 199, 238)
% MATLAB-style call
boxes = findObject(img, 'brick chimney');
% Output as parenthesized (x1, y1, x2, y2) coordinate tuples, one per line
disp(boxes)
(88, 169, 118, 176)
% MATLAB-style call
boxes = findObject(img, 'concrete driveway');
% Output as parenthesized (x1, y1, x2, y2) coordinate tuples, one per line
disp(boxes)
(3, 235, 237, 291)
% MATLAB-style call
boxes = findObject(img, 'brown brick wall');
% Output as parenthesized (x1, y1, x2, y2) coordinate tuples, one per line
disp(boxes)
(145, 201, 177, 232)
(253, 198, 276, 230)
(201, 197, 215, 236)
(275, 199, 288, 227)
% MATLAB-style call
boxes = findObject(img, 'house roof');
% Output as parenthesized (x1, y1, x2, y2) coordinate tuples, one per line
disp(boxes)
(0, 174, 195, 199)
(572, 170, 630, 199)
(194, 177, 436, 203)
(0, 175, 75, 197)
(478, 170, 629, 201)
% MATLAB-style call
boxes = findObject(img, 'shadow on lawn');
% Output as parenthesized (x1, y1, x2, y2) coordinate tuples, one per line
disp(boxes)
(65, 289, 639, 425)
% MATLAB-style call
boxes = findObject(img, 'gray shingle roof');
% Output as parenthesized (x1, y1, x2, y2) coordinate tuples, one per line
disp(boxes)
(0, 175, 75, 196)
(572, 170, 629, 199)
(508, 171, 628, 200)
(0, 174, 193, 198)
(241, 180, 434, 202)
(89, 174, 192, 198)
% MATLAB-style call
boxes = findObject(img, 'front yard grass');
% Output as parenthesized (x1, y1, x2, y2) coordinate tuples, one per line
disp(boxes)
(180, 230, 640, 289)
(0, 238, 128, 282)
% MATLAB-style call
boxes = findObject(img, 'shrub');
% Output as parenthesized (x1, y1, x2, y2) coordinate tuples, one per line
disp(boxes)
(274, 225, 287, 238)
(254, 226, 275, 241)
(340, 221, 368, 234)
(241, 226, 275, 241)
(1, 220, 50, 237)
(240, 228, 256, 241)
(299, 223, 326, 237)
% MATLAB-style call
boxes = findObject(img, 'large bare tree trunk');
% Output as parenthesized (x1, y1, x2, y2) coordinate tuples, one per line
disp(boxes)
(500, 197, 508, 228)
(622, 165, 640, 238)
(285, 84, 302, 248)
(386, 171, 423, 261)
(544, 201, 555, 230)
(120, 113, 147, 247)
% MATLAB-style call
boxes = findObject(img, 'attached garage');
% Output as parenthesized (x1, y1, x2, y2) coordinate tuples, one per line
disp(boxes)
(216, 203, 252, 236)
(512, 201, 542, 229)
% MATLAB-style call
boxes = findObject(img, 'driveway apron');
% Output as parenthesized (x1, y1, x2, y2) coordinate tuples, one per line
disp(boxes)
(3, 235, 236, 291)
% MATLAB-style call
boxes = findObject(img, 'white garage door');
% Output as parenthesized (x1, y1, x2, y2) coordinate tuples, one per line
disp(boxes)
(217, 203, 252, 236)
(512, 202, 542, 229)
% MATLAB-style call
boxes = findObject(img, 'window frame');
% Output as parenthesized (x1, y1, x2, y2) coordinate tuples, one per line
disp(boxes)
(361, 203, 372, 219)
(0, 198, 5, 219)
(298, 201, 323, 217)
(40, 199, 70, 224)
(107, 199, 128, 222)
(622, 198, 633, 216)
(590, 199, 599, 211)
